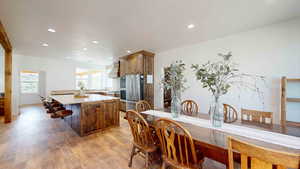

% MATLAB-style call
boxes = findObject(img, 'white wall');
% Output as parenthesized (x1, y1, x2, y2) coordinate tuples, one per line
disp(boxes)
(12, 55, 106, 114)
(154, 18, 300, 124)
(0, 46, 4, 93)
(111, 78, 120, 91)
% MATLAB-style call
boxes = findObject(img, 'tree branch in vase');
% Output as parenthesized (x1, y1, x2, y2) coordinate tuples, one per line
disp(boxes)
(191, 52, 266, 127)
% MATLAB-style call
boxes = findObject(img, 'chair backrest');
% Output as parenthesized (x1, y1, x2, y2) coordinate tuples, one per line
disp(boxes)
(241, 109, 273, 125)
(136, 100, 151, 113)
(181, 100, 199, 117)
(227, 137, 300, 169)
(223, 104, 238, 123)
(126, 110, 154, 149)
(155, 118, 198, 168)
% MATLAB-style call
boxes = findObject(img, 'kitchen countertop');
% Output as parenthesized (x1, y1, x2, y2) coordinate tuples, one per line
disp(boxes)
(50, 94, 119, 105)
(50, 90, 119, 95)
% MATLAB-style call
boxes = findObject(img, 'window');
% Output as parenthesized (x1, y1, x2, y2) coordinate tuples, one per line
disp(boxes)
(105, 69, 113, 89)
(20, 71, 39, 94)
(75, 68, 112, 90)
(91, 72, 102, 89)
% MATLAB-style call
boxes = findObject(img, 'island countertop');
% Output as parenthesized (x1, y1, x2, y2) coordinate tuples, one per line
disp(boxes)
(50, 94, 119, 105)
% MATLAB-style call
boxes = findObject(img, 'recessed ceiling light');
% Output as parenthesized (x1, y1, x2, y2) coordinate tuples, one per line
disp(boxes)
(47, 28, 56, 33)
(92, 41, 99, 44)
(83, 48, 87, 51)
(187, 24, 195, 29)
(127, 50, 132, 53)
(265, 0, 276, 4)
(42, 43, 49, 47)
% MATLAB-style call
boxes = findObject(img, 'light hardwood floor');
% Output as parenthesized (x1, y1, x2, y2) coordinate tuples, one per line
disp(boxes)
(0, 105, 225, 169)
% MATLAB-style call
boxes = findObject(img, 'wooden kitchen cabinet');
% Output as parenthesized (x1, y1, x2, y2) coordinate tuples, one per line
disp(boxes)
(120, 52, 147, 75)
(144, 54, 154, 74)
(143, 53, 154, 107)
(120, 101, 126, 112)
(126, 53, 144, 74)
(119, 58, 127, 77)
(118, 50, 155, 108)
(0, 97, 4, 116)
(126, 55, 135, 74)
(101, 100, 120, 128)
(63, 98, 120, 136)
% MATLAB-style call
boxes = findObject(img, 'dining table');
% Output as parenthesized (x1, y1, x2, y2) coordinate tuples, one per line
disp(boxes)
(140, 109, 300, 168)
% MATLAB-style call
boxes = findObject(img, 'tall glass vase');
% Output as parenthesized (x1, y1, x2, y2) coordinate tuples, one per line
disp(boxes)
(171, 88, 181, 118)
(209, 96, 224, 127)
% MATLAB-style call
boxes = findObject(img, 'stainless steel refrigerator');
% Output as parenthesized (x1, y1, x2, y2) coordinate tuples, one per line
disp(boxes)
(125, 74, 144, 110)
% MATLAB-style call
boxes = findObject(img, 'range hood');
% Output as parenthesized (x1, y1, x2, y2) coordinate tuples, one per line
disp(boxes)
(108, 62, 119, 79)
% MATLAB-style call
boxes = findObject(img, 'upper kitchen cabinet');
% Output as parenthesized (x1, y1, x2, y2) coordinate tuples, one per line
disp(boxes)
(119, 50, 154, 76)
(119, 58, 127, 77)
(126, 53, 144, 74)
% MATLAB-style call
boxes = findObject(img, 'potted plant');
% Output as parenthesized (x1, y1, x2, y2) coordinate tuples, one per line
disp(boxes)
(161, 60, 187, 118)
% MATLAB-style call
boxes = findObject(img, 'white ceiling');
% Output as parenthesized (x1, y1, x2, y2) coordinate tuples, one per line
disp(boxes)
(0, 0, 300, 65)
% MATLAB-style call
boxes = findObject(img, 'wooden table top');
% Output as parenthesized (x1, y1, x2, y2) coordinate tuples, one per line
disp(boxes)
(142, 110, 300, 155)
(50, 94, 119, 104)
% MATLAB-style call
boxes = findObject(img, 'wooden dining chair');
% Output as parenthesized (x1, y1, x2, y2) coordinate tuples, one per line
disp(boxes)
(155, 118, 204, 169)
(126, 110, 158, 169)
(227, 137, 300, 169)
(241, 109, 273, 125)
(181, 100, 199, 117)
(136, 100, 152, 113)
(223, 104, 238, 123)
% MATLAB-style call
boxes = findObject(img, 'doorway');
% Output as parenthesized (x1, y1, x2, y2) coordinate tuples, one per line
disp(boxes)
(19, 70, 46, 107)
(163, 67, 171, 109)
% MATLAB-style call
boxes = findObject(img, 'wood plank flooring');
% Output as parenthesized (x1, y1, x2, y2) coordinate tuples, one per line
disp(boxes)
(0, 105, 225, 169)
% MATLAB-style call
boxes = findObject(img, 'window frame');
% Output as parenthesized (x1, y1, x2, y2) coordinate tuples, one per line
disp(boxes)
(20, 71, 39, 94)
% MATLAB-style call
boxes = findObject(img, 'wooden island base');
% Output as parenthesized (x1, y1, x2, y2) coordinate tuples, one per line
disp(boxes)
(51, 95, 120, 136)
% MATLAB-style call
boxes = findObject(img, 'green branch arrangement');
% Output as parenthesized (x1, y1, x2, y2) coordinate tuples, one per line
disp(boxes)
(161, 60, 188, 93)
(160, 53, 266, 108)
(191, 52, 266, 102)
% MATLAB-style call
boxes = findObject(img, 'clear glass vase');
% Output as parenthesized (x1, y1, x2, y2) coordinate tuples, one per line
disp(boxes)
(171, 88, 181, 118)
(209, 96, 224, 127)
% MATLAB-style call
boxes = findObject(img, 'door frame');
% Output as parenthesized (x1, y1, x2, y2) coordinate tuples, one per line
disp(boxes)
(0, 20, 12, 123)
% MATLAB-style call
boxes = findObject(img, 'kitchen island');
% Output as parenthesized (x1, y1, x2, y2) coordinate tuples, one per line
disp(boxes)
(51, 94, 120, 136)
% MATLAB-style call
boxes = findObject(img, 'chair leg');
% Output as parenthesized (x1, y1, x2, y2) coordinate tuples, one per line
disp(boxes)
(161, 161, 166, 169)
(145, 152, 149, 169)
(128, 145, 136, 167)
